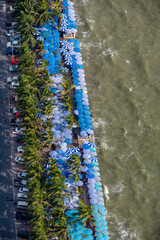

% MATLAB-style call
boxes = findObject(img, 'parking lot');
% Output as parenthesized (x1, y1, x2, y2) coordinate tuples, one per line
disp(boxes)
(0, 1, 30, 239)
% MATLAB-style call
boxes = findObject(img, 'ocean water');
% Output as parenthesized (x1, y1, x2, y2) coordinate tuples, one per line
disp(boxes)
(73, 0, 160, 239)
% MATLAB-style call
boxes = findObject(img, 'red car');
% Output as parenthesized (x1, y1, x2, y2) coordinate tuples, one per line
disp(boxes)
(11, 57, 18, 65)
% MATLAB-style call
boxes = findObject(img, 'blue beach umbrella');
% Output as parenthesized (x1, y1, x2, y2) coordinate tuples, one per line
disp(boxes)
(95, 232, 102, 237)
(65, 211, 73, 217)
(96, 186, 103, 192)
(82, 144, 90, 149)
(101, 229, 109, 235)
(100, 219, 107, 225)
(95, 182, 102, 187)
(99, 214, 106, 219)
(87, 173, 94, 179)
(94, 221, 101, 227)
(101, 225, 108, 231)
(72, 234, 83, 240)
(84, 229, 92, 235)
(99, 209, 106, 215)
(92, 162, 99, 167)
(98, 206, 106, 212)
(86, 164, 93, 169)
(95, 226, 101, 232)
(102, 236, 109, 240)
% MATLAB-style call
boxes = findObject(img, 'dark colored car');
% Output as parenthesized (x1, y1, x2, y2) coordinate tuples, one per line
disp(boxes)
(17, 134, 23, 143)
(17, 230, 32, 238)
(6, 47, 17, 55)
(16, 211, 29, 220)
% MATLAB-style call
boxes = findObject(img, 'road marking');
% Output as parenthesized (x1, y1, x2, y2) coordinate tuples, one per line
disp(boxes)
(3, 3, 5, 11)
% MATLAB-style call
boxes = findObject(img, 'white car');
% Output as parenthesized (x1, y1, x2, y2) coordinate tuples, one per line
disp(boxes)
(18, 172, 27, 179)
(12, 107, 19, 114)
(6, 29, 15, 37)
(7, 40, 20, 48)
(10, 81, 19, 89)
(12, 127, 24, 134)
(17, 146, 24, 153)
(15, 156, 24, 163)
(19, 187, 29, 193)
(21, 180, 27, 186)
(6, 76, 18, 83)
(9, 65, 18, 72)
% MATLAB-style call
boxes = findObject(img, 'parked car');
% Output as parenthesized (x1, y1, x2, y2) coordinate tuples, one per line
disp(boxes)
(5, 22, 17, 30)
(6, 47, 17, 55)
(16, 211, 29, 220)
(17, 134, 23, 143)
(10, 35, 20, 42)
(19, 187, 29, 193)
(11, 118, 21, 124)
(15, 156, 24, 163)
(7, 40, 20, 48)
(11, 57, 18, 64)
(17, 230, 32, 238)
(21, 180, 27, 185)
(12, 127, 24, 134)
(18, 172, 27, 179)
(6, 76, 18, 83)
(6, 29, 15, 37)
(12, 107, 18, 114)
(17, 146, 24, 153)
(10, 81, 19, 89)
(17, 193, 28, 201)
(17, 201, 28, 210)
(9, 65, 18, 72)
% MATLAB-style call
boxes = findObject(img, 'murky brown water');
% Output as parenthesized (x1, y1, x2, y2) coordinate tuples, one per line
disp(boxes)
(73, 0, 160, 239)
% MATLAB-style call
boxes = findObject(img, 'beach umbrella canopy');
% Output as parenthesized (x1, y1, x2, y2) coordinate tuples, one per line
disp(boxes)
(98, 206, 106, 211)
(95, 232, 103, 237)
(98, 201, 105, 207)
(83, 149, 91, 154)
(88, 188, 96, 194)
(86, 164, 93, 169)
(90, 199, 98, 205)
(88, 179, 96, 184)
(80, 166, 88, 172)
(65, 211, 73, 217)
(84, 229, 92, 235)
(94, 172, 100, 177)
(75, 180, 83, 187)
(101, 225, 108, 231)
(90, 147, 96, 152)
(72, 234, 83, 240)
(89, 193, 98, 199)
(81, 236, 94, 240)
(94, 176, 101, 182)
(84, 159, 92, 164)
(97, 191, 103, 197)
(99, 209, 106, 215)
(83, 154, 91, 159)
(95, 226, 101, 232)
(94, 221, 101, 227)
(91, 157, 98, 162)
(82, 144, 90, 149)
(87, 174, 94, 178)
(96, 186, 103, 192)
(92, 162, 99, 167)
(87, 169, 94, 174)
(98, 197, 104, 202)
(94, 169, 101, 175)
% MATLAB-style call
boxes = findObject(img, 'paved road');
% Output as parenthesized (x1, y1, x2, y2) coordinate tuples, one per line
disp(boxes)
(0, 1, 16, 239)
